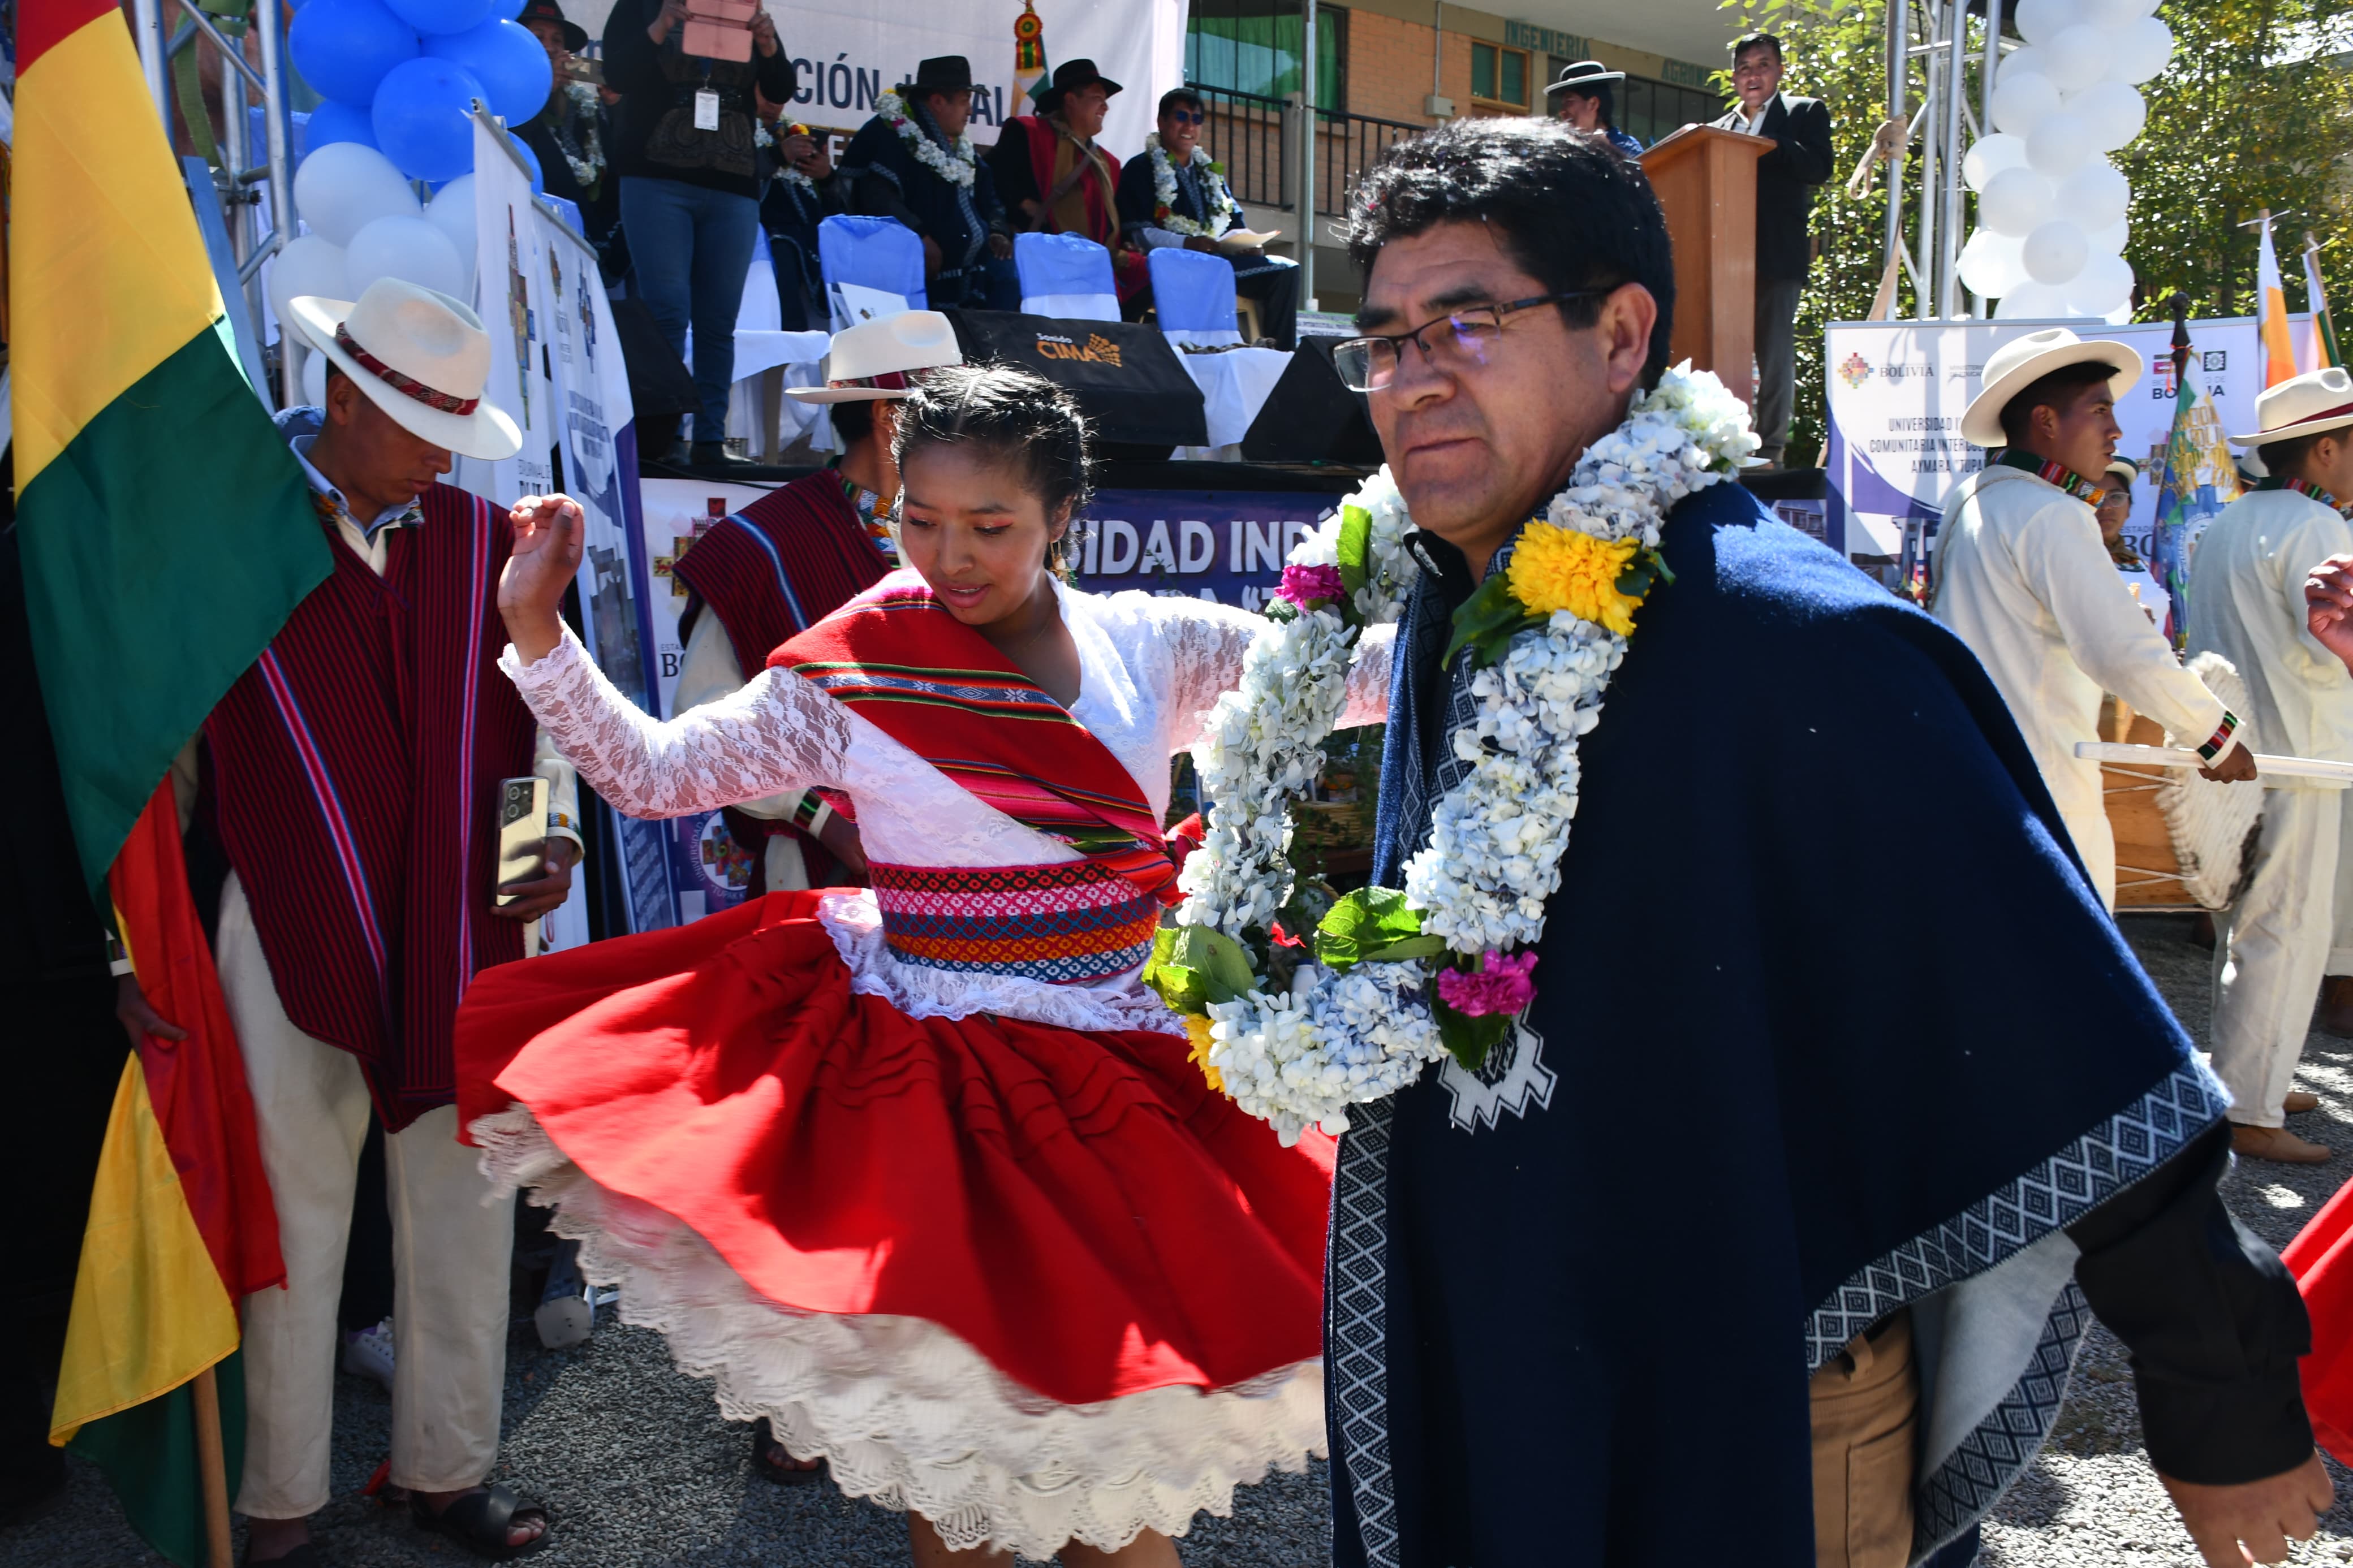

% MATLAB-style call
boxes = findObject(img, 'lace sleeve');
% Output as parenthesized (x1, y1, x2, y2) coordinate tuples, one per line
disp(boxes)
(500, 627, 852, 819)
(1341, 621, 1396, 729)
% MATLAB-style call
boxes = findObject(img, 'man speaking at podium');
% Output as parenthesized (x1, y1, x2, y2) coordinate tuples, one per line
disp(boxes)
(1711, 32, 1831, 470)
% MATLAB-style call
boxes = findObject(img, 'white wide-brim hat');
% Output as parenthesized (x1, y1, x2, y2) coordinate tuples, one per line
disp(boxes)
(785, 310, 964, 404)
(288, 279, 523, 461)
(2230, 366, 2353, 446)
(1959, 327, 2144, 448)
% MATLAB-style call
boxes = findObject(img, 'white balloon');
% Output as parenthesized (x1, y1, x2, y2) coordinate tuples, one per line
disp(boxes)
(2027, 111, 2095, 179)
(2109, 15, 2174, 84)
(2076, 0, 2143, 24)
(2001, 45, 2048, 88)
(2055, 161, 2130, 232)
(301, 345, 327, 409)
(425, 175, 480, 297)
(1960, 228, 2031, 299)
(1990, 69, 2063, 136)
(2067, 249, 2137, 316)
(291, 142, 419, 249)
(1980, 166, 2056, 237)
(2023, 218, 2092, 286)
(2088, 217, 2130, 254)
(267, 232, 351, 329)
(2014, 0, 2080, 46)
(2044, 23, 2109, 84)
(2070, 80, 2147, 151)
(2104, 300, 2135, 326)
(1963, 133, 2031, 192)
(1996, 280, 2074, 319)
(344, 215, 467, 299)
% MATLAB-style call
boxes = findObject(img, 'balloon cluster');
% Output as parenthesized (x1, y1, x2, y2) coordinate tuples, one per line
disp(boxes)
(289, 0, 550, 183)
(1956, 0, 2172, 322)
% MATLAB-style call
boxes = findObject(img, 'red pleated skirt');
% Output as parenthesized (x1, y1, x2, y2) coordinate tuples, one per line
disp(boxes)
(2285, 1179, 2353, 1463)
(454, 891, 1335, 1408)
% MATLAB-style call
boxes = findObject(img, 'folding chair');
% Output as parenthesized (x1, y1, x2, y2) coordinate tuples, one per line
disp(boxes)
(1015, 232, 1121, 321)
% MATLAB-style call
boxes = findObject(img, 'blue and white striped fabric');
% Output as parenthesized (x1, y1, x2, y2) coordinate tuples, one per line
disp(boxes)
(1015, 232, 1120, 322)
(1148, 246, 1242, 348)
(818, 215, 927, 326)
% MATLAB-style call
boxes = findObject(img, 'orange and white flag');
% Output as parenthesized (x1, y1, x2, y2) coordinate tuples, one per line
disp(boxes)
(2257, 209, 2297, 387)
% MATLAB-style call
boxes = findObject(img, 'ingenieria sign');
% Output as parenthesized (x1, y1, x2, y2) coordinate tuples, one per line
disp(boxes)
(1821, 314, 2309, 561)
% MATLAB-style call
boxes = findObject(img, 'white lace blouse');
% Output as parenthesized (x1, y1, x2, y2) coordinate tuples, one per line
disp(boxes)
(505, 579, 1394, 1035)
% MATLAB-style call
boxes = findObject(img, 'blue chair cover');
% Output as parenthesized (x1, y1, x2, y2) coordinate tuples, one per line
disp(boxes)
(1147, 247, 1240, 339)
(817, 215, 928, 310)
(1015, 232, 1120, 321)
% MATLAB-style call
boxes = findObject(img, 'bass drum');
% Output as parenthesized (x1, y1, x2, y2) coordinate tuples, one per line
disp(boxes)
(2100, 652, 2264, 910)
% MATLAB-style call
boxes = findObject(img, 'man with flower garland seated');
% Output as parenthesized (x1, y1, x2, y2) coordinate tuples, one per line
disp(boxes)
(1320, 116, 2325, 1568)
(1115, 88, 1299, 349)
(839, 55, 1018, 310)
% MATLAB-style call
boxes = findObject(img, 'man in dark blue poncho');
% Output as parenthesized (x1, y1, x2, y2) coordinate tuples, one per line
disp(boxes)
(1328, 116, 2328, 1568)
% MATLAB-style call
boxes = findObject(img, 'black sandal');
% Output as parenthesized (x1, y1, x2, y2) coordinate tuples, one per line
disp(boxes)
(751, 1418, 826, 1486)
(408, 1484, 550, 1560)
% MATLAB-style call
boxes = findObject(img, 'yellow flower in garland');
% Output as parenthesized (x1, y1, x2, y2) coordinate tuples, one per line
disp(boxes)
(1184, 1014, 1225, 1091)
(1506, 524, 1645, 636)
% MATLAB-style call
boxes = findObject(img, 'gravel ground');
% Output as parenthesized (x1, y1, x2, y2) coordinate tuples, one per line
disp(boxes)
(8, 911, 2350, 1568)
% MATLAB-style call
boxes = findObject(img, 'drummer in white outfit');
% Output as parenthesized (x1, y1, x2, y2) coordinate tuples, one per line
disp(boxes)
(2191, 367, 2353, 1163)
(1932, 328, 2255, 909)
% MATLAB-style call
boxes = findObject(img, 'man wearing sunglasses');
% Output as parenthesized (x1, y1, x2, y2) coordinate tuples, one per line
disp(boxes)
(1327, 116, 2324, 1568)
(1115, 87, 1299, 348)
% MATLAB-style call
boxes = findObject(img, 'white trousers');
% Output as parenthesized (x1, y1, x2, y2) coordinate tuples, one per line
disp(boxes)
(2058, 805, 2118, 913)
(217, 875, 515, 1518)
(2212, 789, 2339, 1128)
(2328, 788, 2353, 976)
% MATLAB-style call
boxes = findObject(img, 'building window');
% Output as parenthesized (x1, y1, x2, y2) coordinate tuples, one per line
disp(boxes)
(1470, 42, 1528, 110)
(1617, 75, 1722, 147)
(1187, 1, 1347, 112)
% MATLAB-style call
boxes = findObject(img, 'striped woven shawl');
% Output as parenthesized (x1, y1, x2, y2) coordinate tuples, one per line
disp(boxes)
(773, 572, 1179, 905)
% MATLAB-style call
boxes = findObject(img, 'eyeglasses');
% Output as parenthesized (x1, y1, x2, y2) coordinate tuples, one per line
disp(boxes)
(1331, 292, 1601, 392)
(1166, 109, 1205, 125)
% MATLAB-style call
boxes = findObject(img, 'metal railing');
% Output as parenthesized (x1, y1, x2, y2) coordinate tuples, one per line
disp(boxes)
(1187, 84, 1424, 220)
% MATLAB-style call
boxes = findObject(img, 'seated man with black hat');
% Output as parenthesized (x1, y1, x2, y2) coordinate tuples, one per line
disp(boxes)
(1117, 86, 1298, 348)
(990, 59, 1146, 309)
(1545, 59, 1644, 158)
(840, 55, 1018, 311)
(517, 0, 626, 282)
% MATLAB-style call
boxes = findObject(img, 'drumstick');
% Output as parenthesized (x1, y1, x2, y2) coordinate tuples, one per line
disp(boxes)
(2074, 741, 2353, 789)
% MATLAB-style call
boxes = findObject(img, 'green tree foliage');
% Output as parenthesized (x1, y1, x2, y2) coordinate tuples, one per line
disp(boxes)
(1714, 0, 2353, 466)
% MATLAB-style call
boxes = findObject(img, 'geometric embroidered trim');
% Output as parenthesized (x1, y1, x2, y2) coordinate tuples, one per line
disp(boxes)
(1914, 1280, 2091, 1553)
(1805, 1062, 2225, 1372)
(1328, 1095, 1403, 1568)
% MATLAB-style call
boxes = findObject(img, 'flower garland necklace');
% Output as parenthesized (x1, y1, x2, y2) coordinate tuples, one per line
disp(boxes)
(1149, 366, 1759, 1143)
(877, 90, 975, 189)
(552, 80, 606, 192)
(1145, 133, 1238, 239)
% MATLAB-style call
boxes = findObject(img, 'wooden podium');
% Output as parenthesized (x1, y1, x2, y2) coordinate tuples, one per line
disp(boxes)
(1638, 125, 1770, 409)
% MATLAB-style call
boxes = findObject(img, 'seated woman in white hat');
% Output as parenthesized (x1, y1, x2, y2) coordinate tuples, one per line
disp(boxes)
(1932, 327, 2255, 909)
(2188, 366, 2353, 1163)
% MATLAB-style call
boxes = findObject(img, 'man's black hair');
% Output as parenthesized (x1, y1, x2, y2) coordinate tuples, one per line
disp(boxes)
(1158, 87, 1206, 118)
(2259, 430, 2330, 479)
(1344, 116, 1675, 386)
(893, 363, 1094, 520)
(1560, 81, 1616, 128)
(1732, 33, 1783, 65)
(829, 395, 878, 448)
(1997, 362, 2117, 447)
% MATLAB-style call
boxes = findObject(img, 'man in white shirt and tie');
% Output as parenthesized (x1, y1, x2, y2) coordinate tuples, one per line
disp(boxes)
(1932, 328, 2255, 910)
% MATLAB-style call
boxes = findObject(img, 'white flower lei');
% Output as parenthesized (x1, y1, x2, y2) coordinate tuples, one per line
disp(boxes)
(878, 90, 975, 189)
(1144, 133, 1238, 239)
(1169, 366, 1758, 1143)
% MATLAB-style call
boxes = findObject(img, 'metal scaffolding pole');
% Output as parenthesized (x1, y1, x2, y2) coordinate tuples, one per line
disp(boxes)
(1299, 0, 1318, 310)
(253, 0, 298, 407)
(1913, 3, 1937, 321)
(1971, 0, 2003, 316)
(130, 0, 173, 127)
(1882, 0, 1908, 305)
(1937, 0, 1970, 316)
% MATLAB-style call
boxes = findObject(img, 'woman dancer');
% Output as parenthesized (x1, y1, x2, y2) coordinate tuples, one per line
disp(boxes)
(459, 365, 1391, 1563)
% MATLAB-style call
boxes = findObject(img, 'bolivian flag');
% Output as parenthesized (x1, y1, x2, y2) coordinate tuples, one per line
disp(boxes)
(16, 0, 325, 1557)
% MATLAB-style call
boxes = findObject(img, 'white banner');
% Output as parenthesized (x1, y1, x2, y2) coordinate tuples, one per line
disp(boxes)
(456, 115, 558, 504)
(566, 0, 1187, 157)
(1820, 315, 2308, 562)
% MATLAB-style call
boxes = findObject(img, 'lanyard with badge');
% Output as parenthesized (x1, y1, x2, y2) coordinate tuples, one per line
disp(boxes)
(694, 58, 719, 131)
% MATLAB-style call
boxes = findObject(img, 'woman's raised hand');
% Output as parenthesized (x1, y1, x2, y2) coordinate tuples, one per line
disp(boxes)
(501, 494, 585, 666)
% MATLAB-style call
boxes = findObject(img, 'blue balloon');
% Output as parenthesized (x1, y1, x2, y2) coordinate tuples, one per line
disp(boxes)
(288, 0, 418, 107)
(507, 131, 545, 193)
(382, 0, 496, 38)
(371, 57, 486, 183)
(304, 98, 380, 153)
(425, 19, 550, 124)
(492, 0, 525, 19)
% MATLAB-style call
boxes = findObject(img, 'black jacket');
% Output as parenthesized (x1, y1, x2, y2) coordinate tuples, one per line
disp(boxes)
(600, 0, 796, 200)
(1711, 93, 1832, 282)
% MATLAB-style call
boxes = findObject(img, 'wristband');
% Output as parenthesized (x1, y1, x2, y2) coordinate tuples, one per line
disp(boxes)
(2197, 711, 2240, 763)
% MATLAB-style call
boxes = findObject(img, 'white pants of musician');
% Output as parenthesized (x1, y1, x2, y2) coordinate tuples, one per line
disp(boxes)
(216, 874, 515, 1519)
(2328, 789, 2353, 976)
(2212, 788, 2339, 1128)
(2058, 804, 2118, 913)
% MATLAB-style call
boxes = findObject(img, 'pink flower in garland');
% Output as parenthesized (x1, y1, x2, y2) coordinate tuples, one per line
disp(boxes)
(1435, 950, 1539, 1017)
(1276, 563, 1347, 608)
